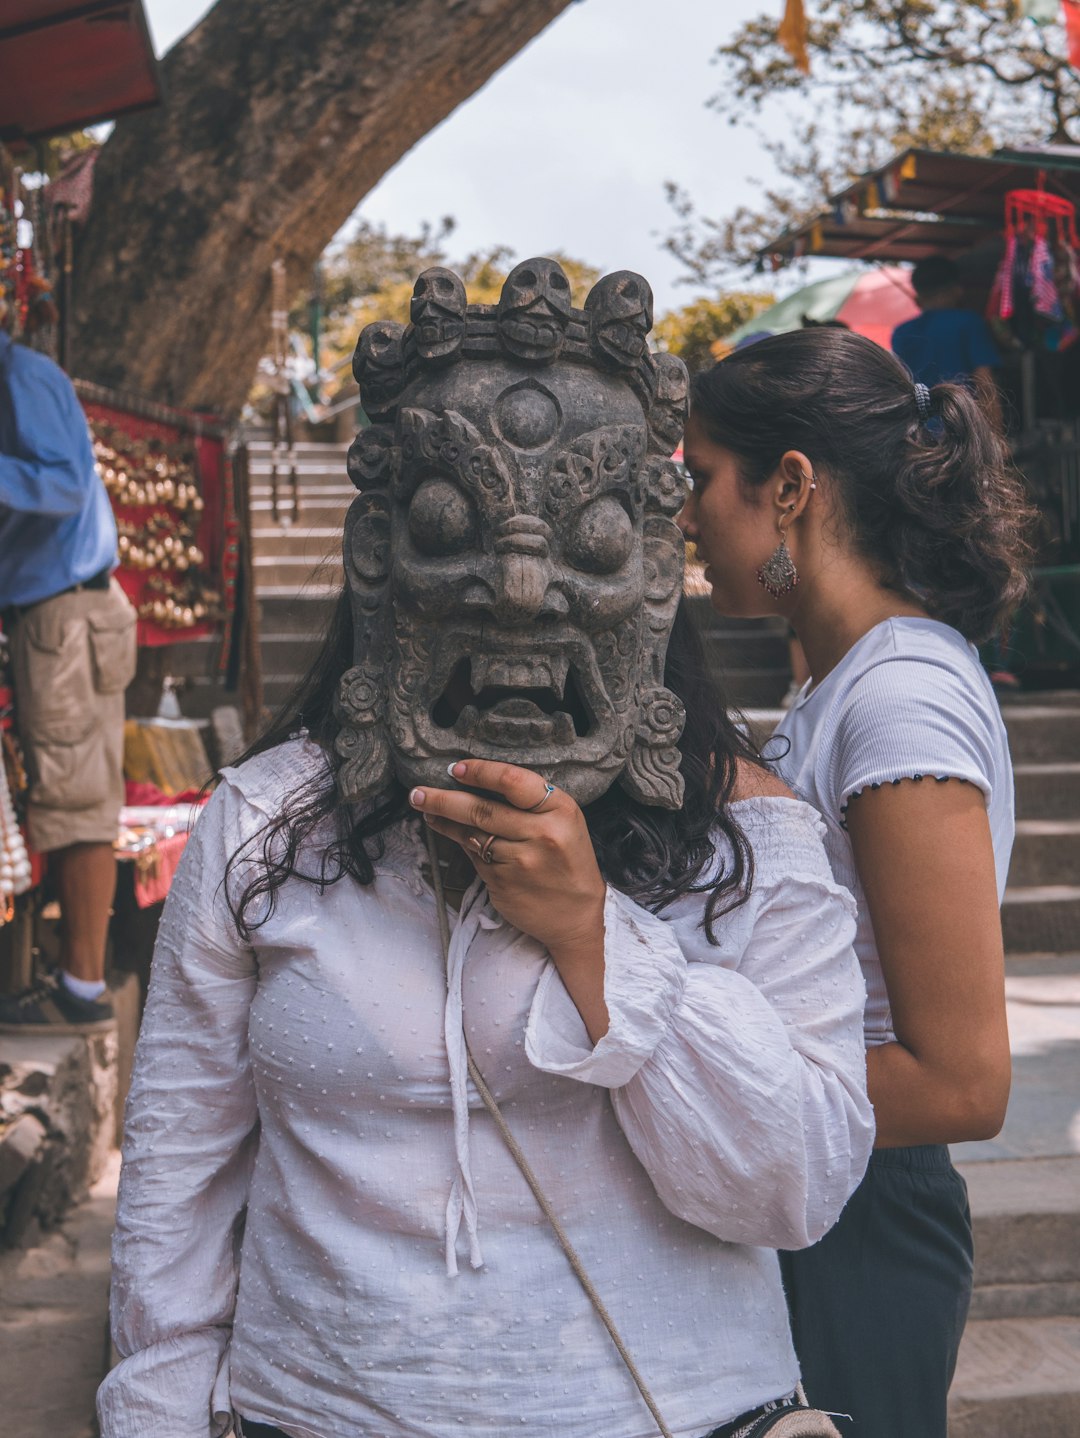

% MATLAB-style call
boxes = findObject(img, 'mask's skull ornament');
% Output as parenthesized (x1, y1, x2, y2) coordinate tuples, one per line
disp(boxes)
(337, 264, 690, 812)
(410, 267, 468, 362)
(647, 352, 690, 457)
(497, 257, 573, 363)
(585, 270, 654, 370)
(352, 320, 406, 418)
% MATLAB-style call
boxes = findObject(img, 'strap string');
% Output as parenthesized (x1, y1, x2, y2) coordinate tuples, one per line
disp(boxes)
(424, 827, 675, 1438)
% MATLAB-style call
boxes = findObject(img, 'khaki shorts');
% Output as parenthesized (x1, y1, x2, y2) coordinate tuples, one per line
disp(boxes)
(10, 578, 137, 854)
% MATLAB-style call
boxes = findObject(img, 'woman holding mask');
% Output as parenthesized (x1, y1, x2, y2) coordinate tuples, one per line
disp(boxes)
(679, 327, 1030, 1438)
(98, 266, 873, 1438)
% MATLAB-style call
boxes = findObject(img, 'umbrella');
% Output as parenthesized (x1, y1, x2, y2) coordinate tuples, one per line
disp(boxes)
(725, 266, 919, 351)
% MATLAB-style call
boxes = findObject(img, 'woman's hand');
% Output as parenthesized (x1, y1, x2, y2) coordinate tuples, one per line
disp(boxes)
(410, 760, 610, 1041)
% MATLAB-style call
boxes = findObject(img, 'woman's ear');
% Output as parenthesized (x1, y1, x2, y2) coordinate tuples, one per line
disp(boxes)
(769, 450, 816, 518)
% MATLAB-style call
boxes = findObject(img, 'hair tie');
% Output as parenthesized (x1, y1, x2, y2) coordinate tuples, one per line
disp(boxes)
(913, 382, 931, 420)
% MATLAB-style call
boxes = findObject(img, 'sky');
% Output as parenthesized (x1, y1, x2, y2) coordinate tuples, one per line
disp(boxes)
(144, 0, 800, 314)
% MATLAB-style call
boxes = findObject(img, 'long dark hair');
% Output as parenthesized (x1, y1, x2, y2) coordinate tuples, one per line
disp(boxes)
(225, 589, 761, 943)
(692, 329, 1034, 641)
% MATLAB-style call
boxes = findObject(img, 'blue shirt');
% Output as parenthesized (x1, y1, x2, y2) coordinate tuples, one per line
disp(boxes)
(891, 307, 1000, 389)
(0, 331, 117, 607)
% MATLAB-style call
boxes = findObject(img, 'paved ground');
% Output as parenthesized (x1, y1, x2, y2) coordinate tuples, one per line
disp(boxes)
(1, 1150, 118, 1438)
(5, 960, 1077, 1438)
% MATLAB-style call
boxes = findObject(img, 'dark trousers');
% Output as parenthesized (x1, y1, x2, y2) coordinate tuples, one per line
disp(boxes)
(779, 1144, 973, 1437)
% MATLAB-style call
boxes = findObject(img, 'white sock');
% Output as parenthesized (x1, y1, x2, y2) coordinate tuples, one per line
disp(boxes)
(61, 971, 107, 1002)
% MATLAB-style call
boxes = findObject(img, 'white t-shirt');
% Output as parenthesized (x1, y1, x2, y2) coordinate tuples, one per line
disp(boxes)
(98, 738, 873, 1438)
(771, 617, 1015, 1048)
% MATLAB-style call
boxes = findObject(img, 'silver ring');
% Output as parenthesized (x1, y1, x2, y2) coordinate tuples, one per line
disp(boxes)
(523, 781, 556, 814)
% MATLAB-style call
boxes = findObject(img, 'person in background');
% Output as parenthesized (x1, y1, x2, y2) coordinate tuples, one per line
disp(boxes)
(0, 294, 136, 1033)
(892, 255, 1003, 429)
(680, 328, 1032, 1438)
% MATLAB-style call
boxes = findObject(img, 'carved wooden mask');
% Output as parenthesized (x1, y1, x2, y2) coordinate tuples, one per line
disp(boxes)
(342, 260, 689, 810)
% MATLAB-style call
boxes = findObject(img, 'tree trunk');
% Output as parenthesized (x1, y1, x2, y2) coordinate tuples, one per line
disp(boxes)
(70, 0, 573, 416)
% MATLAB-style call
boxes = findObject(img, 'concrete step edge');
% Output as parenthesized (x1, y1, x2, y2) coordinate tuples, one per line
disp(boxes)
(949, 1315, 1080, 1411)
(969, 1280, 1080, 1321)
(1002, 885, 1080, 905)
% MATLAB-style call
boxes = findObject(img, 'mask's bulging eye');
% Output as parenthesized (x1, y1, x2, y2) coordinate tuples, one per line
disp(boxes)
(564, 494, 634, 574)
(408, 478, 477, 556)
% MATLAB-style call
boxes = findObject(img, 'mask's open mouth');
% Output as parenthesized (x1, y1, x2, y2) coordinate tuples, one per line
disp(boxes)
(431, 655, 593, 746)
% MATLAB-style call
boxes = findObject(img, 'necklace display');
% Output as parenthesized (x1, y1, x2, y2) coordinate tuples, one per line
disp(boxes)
(92, 420, 224, 632)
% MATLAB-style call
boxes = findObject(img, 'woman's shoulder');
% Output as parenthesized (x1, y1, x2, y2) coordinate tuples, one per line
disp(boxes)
(218, 736, 332, 823)
(802, 617, 1003, 750)
(722, 765, 836, 888)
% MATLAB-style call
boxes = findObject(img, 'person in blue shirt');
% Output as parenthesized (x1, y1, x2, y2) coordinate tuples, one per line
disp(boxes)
(892, 256, 1003, 429)
(0, 298, 136, 1032)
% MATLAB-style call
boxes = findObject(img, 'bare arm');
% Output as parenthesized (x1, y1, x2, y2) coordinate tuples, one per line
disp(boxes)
(847, 779, 1010, 1147)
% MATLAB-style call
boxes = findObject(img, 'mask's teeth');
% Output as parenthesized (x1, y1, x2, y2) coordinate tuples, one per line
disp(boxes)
(549, 654, 569, 701)
(469, 654, 493, 694)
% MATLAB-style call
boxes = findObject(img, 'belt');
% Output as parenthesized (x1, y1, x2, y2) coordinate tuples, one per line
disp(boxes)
(2, 566, 112, 624)
(707, 1396, 800, 1438)
(236, 1398, 800, 1438)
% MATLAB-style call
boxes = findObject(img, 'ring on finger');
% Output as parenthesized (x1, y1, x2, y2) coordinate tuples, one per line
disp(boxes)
(522, 781, 556, 814)
(468, 832, 498, 865)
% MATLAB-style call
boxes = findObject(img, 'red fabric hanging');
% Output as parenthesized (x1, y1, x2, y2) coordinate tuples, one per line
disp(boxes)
(1065, 0, 1080, 69)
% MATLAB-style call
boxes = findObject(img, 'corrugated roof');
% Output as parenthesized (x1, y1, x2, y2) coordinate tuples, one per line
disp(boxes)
(759, 146, 1080, 268)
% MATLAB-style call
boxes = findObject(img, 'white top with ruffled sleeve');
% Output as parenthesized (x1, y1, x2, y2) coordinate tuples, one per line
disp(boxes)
(772, 616, 1015, 1048)
(98, 737, 873, 1438)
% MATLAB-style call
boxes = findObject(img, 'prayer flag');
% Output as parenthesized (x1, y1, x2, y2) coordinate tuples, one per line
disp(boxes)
(779, 0, 811, 75)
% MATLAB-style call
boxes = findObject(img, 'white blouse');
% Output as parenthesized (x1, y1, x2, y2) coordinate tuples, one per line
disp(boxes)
(98, 738, 873, 1438)
(772, 617, 1015, 1047)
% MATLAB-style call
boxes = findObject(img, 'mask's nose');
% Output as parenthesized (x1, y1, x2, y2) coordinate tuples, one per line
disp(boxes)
(491, 516, 568, 624)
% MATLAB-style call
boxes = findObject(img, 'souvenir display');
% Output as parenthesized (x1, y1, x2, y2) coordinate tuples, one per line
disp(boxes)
(988, 185, 1080, 352)
(77, 394, 236, 647)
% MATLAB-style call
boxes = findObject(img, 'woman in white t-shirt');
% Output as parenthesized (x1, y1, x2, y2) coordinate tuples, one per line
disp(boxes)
(678, 327, 1032, 1438)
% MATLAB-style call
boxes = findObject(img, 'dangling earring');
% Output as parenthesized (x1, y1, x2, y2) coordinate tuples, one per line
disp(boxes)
(756, 504, 799, 597)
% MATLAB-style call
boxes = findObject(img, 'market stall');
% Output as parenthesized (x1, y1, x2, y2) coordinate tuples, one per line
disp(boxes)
(0, 7, 259, 997)
(758, 144, 1080, 688)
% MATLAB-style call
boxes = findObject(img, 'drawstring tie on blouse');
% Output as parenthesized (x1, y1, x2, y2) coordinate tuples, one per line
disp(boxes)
(442, 879, 489, 1276)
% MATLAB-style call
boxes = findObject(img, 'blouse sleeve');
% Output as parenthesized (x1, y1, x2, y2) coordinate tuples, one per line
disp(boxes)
(526, 806, 874, 1251)
(97, 779, 260, 1438)
(831, 655, 997, 817)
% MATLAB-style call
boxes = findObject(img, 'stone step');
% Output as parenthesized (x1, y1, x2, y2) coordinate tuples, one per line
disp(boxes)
(1009, 821, 1080, 888)
(253, 554, 344, 589)
(250, 527, 344, 562)
(249, 483, 353, 506)
(1002, 705, 1080, 765)
(1014, 764, 1080, 820)
(948, 1315, 1080, 1436)
(1001, 885, 1080, 953)
(960, 1157, 1080, 1294)
(257, 594, 339, 632)
(969, 1282, 1080, 1321)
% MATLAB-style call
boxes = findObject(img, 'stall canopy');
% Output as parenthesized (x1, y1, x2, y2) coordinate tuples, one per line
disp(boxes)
(0, 1, 160, 143)
(759, 145, 1080, 270)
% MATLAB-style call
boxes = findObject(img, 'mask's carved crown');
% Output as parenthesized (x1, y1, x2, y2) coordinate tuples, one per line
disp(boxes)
(351, 259, 684, 456)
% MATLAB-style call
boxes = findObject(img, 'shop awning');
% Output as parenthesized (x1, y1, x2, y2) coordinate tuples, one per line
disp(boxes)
(759, 145, 1080, 269)
(0, 1, 161, 144)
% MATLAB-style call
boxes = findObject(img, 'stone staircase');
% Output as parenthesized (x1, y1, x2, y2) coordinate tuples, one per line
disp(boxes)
(247, 439, 353, 716)
(948, 694, 1080, 1436)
